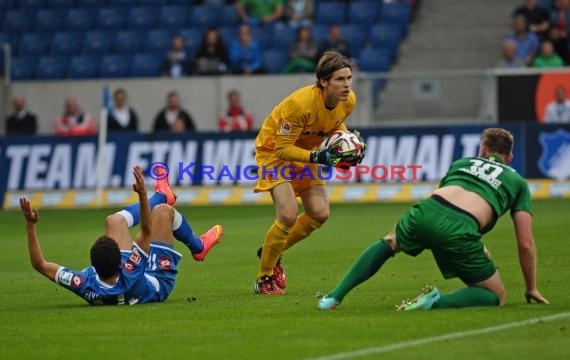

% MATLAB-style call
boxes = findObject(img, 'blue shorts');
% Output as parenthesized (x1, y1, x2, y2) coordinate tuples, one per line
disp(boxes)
(145, 242, 183, 301)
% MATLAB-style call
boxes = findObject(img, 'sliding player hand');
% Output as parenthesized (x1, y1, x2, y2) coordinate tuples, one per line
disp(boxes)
(19, 197, 39, 225)
(525, 289, 549, 304)
(132, 166, 146, 194)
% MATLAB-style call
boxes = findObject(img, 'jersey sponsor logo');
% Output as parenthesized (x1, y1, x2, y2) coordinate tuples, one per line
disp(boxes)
(130, 249, 141, 264)
(280, 120, 292, 135)
(159, 256, 172, 270)
(71, 275, 83, 288)
(123, 259, 136, 273)
(58, 270, 73, 286)
(538, 129, 570, 181)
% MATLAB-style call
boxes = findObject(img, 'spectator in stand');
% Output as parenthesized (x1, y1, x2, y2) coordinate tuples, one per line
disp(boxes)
(284, 26, 318, 73)
(107, 88, 139, 132)
(195, 28, 229, 75)
(235, 0, 284, 27)
(544, 85, 570, 123)
(161, 35, 191, 78)
(153, 91, 196, 133)
(229, 24, 264, 74)
(54, 96, 96, 136)
(533, 39, 565, 67)
(508, 15, 540, 65)
(497, 39, 527, 68)
(218, 89, 255, 132)
(284, 0, 314, 29)
(5, 96, 37, 135)
(511, 0, 550, 39)
(318, 25, 350, 59)
(550, 0, 570, 39)
(548, 26, 570, 64)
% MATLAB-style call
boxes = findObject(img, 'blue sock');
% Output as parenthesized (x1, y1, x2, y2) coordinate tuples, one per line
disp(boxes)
(118, 192, 166, 228)
(173, 210, 204, 254)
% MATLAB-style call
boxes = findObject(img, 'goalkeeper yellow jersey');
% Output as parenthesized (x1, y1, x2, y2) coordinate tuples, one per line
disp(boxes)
(255, 85, 356, 163)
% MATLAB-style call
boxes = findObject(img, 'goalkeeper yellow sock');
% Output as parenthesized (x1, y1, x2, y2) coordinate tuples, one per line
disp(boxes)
(258, 219, 291, 279)
(283, 213, 323, 251)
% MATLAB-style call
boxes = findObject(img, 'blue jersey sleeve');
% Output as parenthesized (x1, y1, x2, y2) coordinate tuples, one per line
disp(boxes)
(119, 243, 149, 289)
(55, 266, 90, 296)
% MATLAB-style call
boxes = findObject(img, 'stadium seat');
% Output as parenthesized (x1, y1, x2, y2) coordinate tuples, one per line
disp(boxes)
(159, 6, 190, 30)
(96, 8, 128, 31)
(180, 28, 203, 52)
(128, 7, 158, 30)
(218, 26, 237, 49)
(34, 9, 65, 32)
(75, 0, 105, 9)
(263, 49, 288, 74)
(111, 0, 135, 8)
(50, 32, 83, 55)
(18, 0, 44, 12)
(19, 33, 51, 56)
(316, 2, 346, 25)
(3, 11, 32, 33)
(311, 24, 329, 44)
(114, 30, 146, 54)
(10, 58, 35, 80)
(83, 31, 114, 55)
(370, 24, 402, 50)
(537, 0, 553, 8)
(100, 54, 131, 78)
(271, 28, 296, 50)
(35, 56, 67, 79)
(340, 24, 367, 56)
(348, 1, 378, 26)
(138, 0, 166, 6)
(221, 4, 241, 27)
(67, 55, 98, 79)
(191, 5, 220, 29)
(66, 9, 95, 32)
(144, 30, 172, 55)
(250, 26, 270, 49)
(380, 2, 411, 36)
(131, 54, 161, 77)
(45, 0, 73, 9)
(0, 0, 15, 11)
(358, 48, 391, 72)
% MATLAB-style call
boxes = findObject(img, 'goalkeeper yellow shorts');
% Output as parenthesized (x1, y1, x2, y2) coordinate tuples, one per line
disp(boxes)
(254, 150, 326, 196)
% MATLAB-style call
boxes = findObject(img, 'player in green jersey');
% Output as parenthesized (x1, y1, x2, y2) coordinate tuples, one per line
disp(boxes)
(319, 128, 549, 311)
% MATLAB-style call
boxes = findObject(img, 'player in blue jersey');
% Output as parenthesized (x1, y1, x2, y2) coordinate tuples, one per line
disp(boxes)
(319, 128, 549, 311)
(20, 165, 223, 305)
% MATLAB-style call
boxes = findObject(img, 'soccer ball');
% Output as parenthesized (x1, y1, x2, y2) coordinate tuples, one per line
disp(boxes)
(324, 130, 362, 157)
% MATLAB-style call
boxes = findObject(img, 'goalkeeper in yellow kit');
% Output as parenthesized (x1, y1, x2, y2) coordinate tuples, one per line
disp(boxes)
(253, 51, 365, 294)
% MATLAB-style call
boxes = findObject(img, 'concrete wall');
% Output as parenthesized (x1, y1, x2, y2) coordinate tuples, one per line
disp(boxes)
(5, 74, 315, 135)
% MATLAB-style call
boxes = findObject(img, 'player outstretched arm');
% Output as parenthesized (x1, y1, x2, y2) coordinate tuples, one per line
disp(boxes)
(20, 198, 61, 282)
(132, 166, 152, 255)
(512, 211, 549, 304)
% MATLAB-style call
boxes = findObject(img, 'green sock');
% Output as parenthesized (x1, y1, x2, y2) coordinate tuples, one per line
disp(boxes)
(432, 287, 500, 309)
(328, 239, 394, 302)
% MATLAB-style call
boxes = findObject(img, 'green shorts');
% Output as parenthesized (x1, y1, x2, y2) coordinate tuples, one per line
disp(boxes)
(396, 195, 496, 284)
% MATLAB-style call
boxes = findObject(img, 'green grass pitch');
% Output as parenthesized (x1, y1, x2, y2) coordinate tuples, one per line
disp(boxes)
(1, 199, 569, 359)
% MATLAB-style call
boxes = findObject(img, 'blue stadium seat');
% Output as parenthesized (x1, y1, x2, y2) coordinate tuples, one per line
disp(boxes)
(180, 27, 204, 53)
(19, 33, 51, 56)
(3, 11, 32, 33)
(0, 0, 15, 11)
(144, 30, 172, 55)
(67, 55, 98, 79)
(263, 49, 288, 74)
(45, 0, 73, 9)
(100, 54, 131, 78)
(18, 0, 44, 12)
(138, 0, 166, 6)
(159, 6, 190, 29)
(75, 0, 105, 9)
(114, 30, 146, 54)
(221, 4, 241, 27)
(191, 5, 220, 29)
(218, 26, 237, 49)
(66, 9, 95, 32)
(537, 0, 553, 9)
(112, 0, 135, 8)
(97, 8, 128, 31)
(51, 32, 82, 55)
(271, 28, 296, 50)
(357, 48, 390, 72)
(131, 53, 161, 77)
(83, 31, 114, 55)
(250, 26, 270, 49)
(34, 9, 65, 32)
(370, 24, 402, 49)
(379, 2, 411, 36)
(35, 56, 67, 79)
(311, 24, 329, 44)
(340, 24, 367, 57)
(316, 2, 346, 25)
(348, 1, 378, 26)
(11, 58, 35, 80)
(128, 6, 158, 30)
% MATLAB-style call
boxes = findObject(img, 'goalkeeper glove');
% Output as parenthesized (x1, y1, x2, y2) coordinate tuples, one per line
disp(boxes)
(310, 149, 341, 166)
(352, 130, 367, 164)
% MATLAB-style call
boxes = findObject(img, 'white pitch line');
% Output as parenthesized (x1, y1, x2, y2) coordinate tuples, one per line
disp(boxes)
(309, 312, 570, 360)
